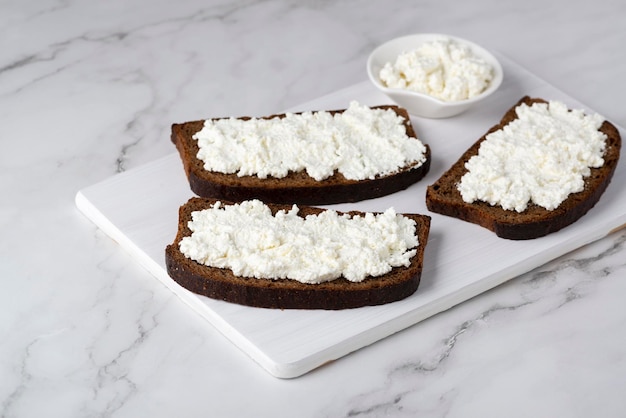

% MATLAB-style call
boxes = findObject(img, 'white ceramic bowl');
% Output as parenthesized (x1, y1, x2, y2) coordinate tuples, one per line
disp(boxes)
(367, 33, 503, 118)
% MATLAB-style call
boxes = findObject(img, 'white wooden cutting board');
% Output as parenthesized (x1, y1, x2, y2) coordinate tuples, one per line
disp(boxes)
(75, 54, 626, 378)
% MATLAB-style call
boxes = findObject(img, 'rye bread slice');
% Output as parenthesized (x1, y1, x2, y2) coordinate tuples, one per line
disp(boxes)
(171, 105, 431, 205)
(165, 197, 431, 310)
(425, 96, 621, 240)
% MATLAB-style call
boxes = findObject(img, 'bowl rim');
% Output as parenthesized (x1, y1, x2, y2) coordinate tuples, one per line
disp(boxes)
(367, 33, 503, 107)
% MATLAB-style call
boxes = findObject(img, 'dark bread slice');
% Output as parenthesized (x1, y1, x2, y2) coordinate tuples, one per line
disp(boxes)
(171, 105, 431, 205)
(426, 96, 621, 240)
(165, 197, 431, 310)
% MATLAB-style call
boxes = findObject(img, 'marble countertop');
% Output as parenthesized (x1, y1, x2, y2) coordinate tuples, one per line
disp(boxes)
(2, 1, 625, 416)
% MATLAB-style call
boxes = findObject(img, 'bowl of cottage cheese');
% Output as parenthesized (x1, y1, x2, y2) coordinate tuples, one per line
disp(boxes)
(367, 34, 503, 118)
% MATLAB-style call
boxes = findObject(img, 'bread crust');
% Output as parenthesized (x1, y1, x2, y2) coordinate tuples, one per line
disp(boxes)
(171, 106, 430, 205)
(165, 197, 431, 309)
(425, 96, 622, 240)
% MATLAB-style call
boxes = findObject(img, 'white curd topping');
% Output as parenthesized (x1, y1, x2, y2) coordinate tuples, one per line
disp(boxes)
(457, 100, 607, 212)
(379, 37, 494, 102)
(179, 200, 419, 284)
(192, 101, 427, 181)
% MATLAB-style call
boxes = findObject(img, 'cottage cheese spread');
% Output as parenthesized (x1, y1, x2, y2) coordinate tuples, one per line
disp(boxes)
(178, 200, 419, 284)
(192, 101, 427, 181)
(457, 100, 607, 212)
(379, 37, 494, 102)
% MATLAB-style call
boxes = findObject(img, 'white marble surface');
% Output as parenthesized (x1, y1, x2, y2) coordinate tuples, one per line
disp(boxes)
(1, 0, 625, 416)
